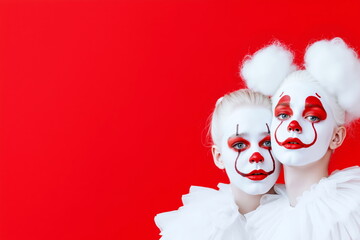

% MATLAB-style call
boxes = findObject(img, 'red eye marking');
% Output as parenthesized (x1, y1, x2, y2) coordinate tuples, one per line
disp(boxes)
(274, 95, 293, 119)
(315, 93, 321, 98)
(227, 137, 250, 152)
(302, 96, 327, 121)
(259, 135, 271, 150)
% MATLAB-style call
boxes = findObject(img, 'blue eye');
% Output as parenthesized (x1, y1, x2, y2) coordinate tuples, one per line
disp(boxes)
(232, 142, 247, 150)
(228, 137, 250, 152)
(305, 116, 320, 122)
(277, 113, 290, 120)
(259, 136, 271, 150)
(262, 141, 271, 147)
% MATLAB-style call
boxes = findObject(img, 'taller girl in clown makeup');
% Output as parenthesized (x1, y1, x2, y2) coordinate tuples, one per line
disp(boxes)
(154, 89, 281, 240)
(270, 71, 343, 206)
(241, 38, 360, 240)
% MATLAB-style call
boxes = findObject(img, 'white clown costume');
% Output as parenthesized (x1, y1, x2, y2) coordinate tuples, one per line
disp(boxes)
(155, 183, 286, 240)
(240, 38, 360, 240)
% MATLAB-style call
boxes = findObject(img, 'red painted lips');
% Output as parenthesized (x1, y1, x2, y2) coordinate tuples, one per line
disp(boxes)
(281, 137, 305, 149)
(242, 169, 270, 181)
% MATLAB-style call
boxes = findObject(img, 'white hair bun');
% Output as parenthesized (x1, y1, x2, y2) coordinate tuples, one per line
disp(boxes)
(305, 38, 360, 119)
(240, 43, 297, 96)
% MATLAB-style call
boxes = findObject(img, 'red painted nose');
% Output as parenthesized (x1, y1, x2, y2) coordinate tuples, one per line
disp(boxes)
(249, 152, 264, 163)
(287, 120, 302, 133)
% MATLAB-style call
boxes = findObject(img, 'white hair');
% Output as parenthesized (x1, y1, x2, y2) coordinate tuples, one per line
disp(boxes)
(240, 38, 360, 125)
(210, 89, 271, 146)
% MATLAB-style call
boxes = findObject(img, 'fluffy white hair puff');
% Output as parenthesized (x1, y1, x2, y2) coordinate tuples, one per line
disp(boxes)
(240, 43, 297, 96)
(305, 38, 360, 120)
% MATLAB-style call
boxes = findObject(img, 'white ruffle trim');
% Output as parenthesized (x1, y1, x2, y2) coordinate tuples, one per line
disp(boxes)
(246, 166, 360, 240)
(154, 183, 249, 240)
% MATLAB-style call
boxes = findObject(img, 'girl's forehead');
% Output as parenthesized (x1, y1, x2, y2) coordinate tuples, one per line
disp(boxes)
(225, 106, 271, 121)
(279, 81, 322, 96)
(220, 107, 272, 134)
(273, 81, 330, 108)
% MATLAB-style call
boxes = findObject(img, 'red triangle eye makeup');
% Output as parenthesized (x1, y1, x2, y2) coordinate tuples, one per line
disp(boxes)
(227, 137, 250, 152)
(259, 135, 271, 150)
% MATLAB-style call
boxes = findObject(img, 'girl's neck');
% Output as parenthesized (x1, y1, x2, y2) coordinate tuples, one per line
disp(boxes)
(230, 184, 275, 215)
(284, 150, 331, 207)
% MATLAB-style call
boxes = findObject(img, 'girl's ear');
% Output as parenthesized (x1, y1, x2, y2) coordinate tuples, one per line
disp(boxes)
(212, 145, 225, 169)
(329, 126, 346, 150)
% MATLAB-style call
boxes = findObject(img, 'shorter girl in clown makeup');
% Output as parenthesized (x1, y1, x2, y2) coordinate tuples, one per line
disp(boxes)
(241, 38, 360, 240)
(154, 89, 281, 240)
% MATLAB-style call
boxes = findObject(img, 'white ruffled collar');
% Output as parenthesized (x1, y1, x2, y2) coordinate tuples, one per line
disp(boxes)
(155, 183, 249, 240)
(247, 166, 360, 240)
(274, 166, 360, 207)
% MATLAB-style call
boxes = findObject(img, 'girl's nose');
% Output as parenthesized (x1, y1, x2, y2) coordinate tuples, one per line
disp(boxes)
(287, 120, 302, 133)
(249, 152, 264, 163)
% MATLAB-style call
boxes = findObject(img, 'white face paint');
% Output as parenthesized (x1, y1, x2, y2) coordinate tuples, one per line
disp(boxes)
(219, 106, 280, 195)
(271, 77, 337, 166)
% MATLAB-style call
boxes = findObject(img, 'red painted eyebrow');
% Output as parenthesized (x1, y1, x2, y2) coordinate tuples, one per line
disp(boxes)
(275, 95, 291, 107)
(304, 96, 325, 109)
(305, 103, 324, 108)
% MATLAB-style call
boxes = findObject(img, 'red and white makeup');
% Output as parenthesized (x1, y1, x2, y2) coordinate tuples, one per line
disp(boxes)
(219, 106, 280, 195)
(270, 76, 337, 166)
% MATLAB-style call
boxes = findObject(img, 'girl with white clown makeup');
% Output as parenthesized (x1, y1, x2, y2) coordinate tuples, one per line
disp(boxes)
(241, 38, 360, 240)
(154, 89, 281, 240)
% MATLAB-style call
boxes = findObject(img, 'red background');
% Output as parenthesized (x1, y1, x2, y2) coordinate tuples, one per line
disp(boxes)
(0, 0, 360, 239)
